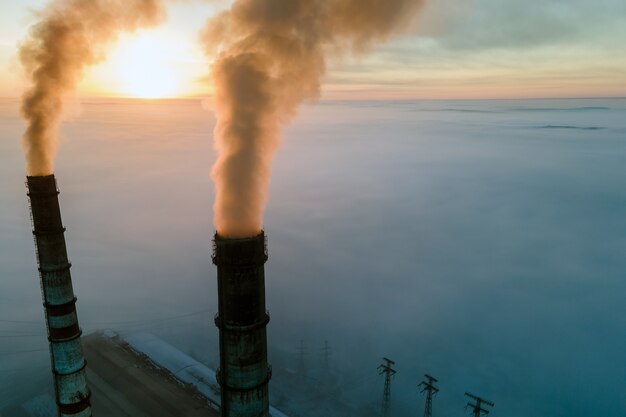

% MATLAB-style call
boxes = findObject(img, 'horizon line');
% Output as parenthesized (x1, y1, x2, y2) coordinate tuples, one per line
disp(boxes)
(1, 95, 625, 102)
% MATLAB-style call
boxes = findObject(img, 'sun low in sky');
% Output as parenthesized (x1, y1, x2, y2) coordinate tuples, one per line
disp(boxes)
(1, 0, 625, 99)
(0, 0, 216, 100)
(102, 32, 181, 99)
(86, 30, 207, 99)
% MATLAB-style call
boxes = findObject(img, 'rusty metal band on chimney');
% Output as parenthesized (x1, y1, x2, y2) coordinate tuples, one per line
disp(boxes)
(27, 175, 92, 417)
(213, 231, 271, 417)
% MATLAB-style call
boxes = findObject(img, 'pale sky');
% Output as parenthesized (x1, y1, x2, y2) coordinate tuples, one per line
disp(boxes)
(1, 0, 625, 99)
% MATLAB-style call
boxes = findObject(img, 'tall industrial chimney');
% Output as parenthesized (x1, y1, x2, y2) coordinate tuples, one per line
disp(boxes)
(26, 175, 92, 417)
(212, 231, 271, 417)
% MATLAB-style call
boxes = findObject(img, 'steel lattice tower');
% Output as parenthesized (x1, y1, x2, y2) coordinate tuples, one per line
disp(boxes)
(465, 392, 494, 417)
(322, 340, 331, 370)
(378, 357, 397, 417)
(419, 374, 439, 417)
(297, 339, 307, 378)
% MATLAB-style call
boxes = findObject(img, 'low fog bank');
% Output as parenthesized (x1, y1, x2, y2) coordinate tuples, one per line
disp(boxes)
(1, 98, 625, 416)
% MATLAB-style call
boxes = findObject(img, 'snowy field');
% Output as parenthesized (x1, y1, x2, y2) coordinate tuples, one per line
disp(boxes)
(1, 97, 625, 416)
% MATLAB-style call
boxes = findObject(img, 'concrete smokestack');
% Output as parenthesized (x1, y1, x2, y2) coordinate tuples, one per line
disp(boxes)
(26, 175, 92, 417)
(212, 231, 271, 417)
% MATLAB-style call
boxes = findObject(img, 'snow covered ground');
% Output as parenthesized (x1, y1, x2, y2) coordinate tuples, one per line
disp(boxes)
(124, 332, 289, 417)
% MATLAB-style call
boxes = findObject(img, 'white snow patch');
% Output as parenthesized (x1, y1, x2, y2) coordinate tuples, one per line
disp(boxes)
(124, 333, 289, 417)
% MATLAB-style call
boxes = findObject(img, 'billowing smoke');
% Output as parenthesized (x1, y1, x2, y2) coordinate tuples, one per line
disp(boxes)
(20, 0, 165, 176)
(202, 0, 424, 238)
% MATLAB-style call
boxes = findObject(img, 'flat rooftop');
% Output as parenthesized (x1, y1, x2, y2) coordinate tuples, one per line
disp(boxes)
(3, 331, 295, 417)
(1, 332, 219, 417)
(83, 332, 219, 417)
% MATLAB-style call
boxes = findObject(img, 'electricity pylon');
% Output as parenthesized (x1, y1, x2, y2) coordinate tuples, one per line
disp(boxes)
(322, 340, 331, 370)
(419, 374, 439, 417)
(465, 392, 494, 417)
(297, 339, 307, 378)
(378, 357, 396, 417)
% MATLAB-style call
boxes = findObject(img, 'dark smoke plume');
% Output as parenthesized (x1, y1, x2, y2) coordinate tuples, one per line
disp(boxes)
(20, 0, 165, 176)
(202, 0, 424, 238)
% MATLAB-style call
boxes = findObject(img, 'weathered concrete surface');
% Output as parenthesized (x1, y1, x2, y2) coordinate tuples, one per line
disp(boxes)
(27, 174, 91, 417)
(213, 232, 271, 417)
(82, 333, 219, 417)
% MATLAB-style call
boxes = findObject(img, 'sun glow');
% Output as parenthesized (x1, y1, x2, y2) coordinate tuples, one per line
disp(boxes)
(87, 30, 207, 99)
(114, 32, 180, 98)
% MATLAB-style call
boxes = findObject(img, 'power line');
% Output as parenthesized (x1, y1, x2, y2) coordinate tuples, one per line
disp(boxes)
(0, 319, 43, 325)
(297, 371, 379, 406)
(0, 348, 48, 356)
(0, 308, 212, 327)
(84, 309, 212, 327)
